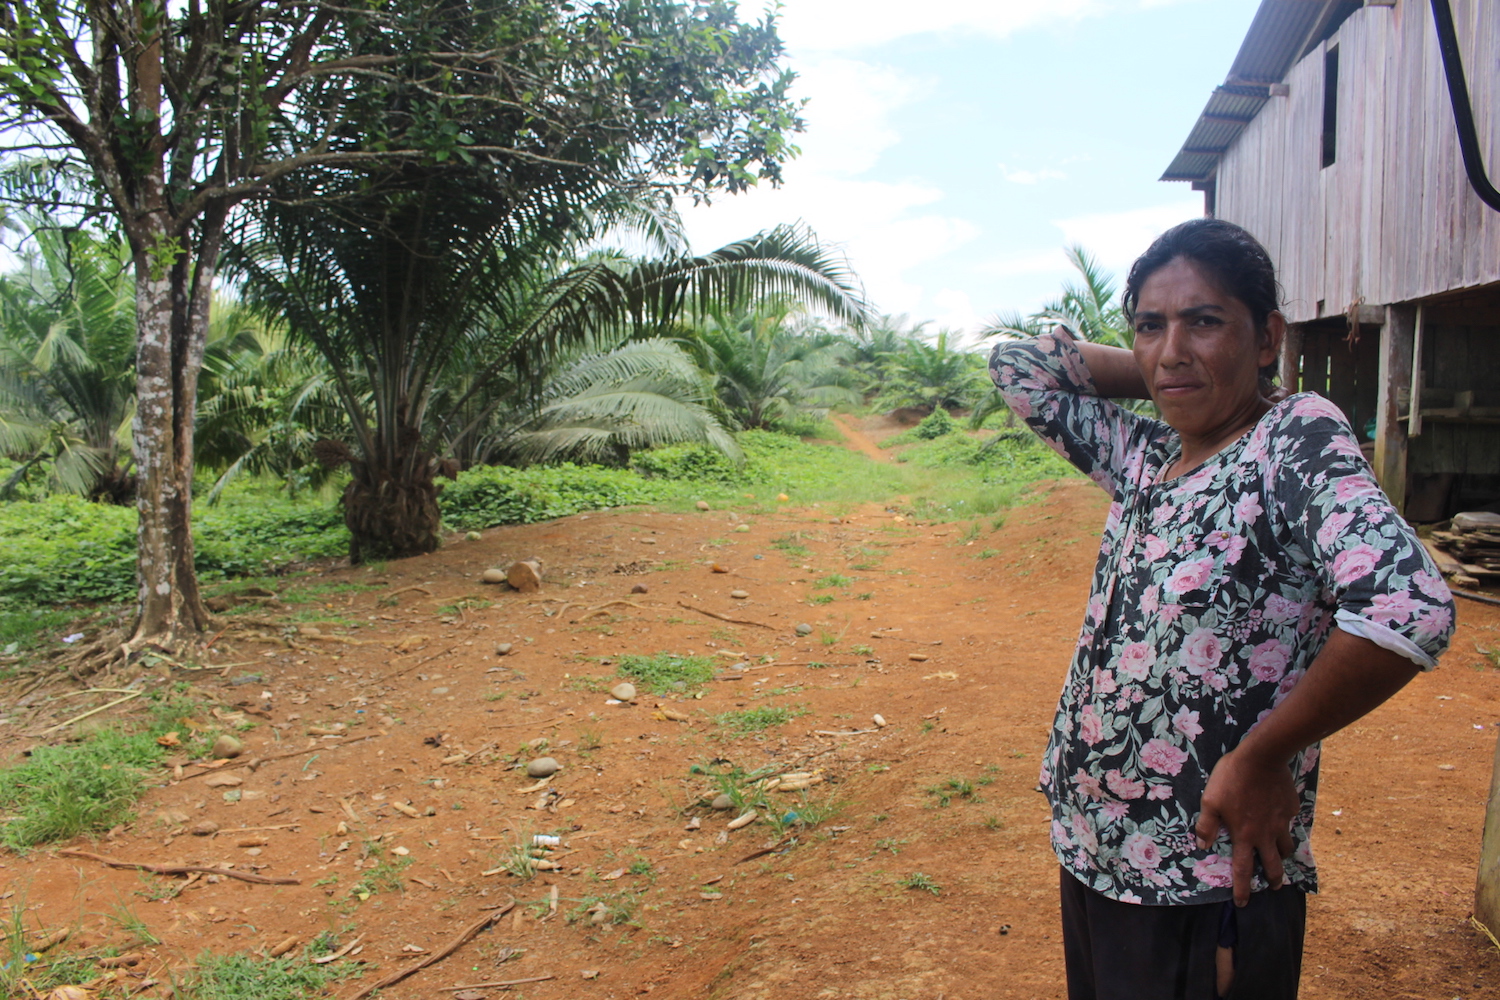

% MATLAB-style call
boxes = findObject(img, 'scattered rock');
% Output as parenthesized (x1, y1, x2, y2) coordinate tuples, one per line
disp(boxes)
(686, 816, 701, 830)
(610, 682, 637, 702)
(640, 537, 658, 545)
(481, 568, 506, 584)
(454, 991, 488, 1000)
(212, 734, 244, 759)
(711, 793, 734, 810)
(795, 623, 813, 636)
(526, 757, 561, 778)
(269, 936, 298, 957)
(695, 501, 711, 511)
(631, 583, 649, 594)
(236, 835, 269, 848)
(204, 773, 243, 789)
(465, 531, 482, 541)
(507, 558, 544, 592)
(191, 821, 219, 836)
(582, 969, 601, 980)
(908, 652, 929, 662)
(873, 713, 888, 728)
(729, 589, 749, 599)
(727, 809, 758, 830)
(156, 809, 191, 825)
(494, 642, 513, 656)
(734, 524, 750, 533)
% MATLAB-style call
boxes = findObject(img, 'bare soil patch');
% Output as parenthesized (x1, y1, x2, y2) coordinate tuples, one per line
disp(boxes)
(3, 478, 1499, 999)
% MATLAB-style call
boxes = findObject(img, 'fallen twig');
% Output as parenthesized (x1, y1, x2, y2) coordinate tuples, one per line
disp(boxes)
(344, 901, 515, 1000)
(34, 690, 145, 736)
(443, 741, 496, 765)
(57, 849, 300, 885)
(311, 934, 364, 965)
(440, 975, 555, 991)
(386, 583, 433, 598)
(735, 835, 796, 865)
(676, 601, 775, 629)
(178, 732, 384, 779)
(870, 632, 942, 646)
(487, 716, 563, 730)
(813, 728, 879, 737)
(212, 822, 300, 835)
(382, 644, 459, 682)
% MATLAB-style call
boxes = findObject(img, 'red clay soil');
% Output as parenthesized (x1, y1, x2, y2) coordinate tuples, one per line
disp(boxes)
(2, 477, 1499, 1000)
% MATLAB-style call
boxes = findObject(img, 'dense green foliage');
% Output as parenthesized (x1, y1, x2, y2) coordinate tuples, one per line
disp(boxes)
(0, 727, 163, 848)
(439, 463, 663, 531)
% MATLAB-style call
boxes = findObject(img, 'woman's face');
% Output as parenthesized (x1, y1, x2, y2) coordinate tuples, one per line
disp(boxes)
(1131, 256, 1284, 442)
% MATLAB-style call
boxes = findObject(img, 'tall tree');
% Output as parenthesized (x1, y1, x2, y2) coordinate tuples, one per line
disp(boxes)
(0, 0, 803, 652)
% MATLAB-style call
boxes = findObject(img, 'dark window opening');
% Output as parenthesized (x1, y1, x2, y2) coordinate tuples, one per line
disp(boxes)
(1321, 46, 1339, 168)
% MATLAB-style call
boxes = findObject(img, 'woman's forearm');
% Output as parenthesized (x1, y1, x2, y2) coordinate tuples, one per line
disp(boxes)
(1070, 338, 1151, 400)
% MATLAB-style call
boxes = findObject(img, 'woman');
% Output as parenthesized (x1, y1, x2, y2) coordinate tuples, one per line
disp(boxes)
(989, 218, 1454, 1000)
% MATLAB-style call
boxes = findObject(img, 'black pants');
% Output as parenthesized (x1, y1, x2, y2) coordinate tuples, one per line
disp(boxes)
(1059, 868, 1306, 1000)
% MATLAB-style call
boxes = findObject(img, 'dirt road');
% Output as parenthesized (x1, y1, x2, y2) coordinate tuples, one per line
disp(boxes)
(3, 477, 1498, 999)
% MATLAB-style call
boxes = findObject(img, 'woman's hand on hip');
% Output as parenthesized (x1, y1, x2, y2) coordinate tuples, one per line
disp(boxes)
(1195, 746, 1299, 907)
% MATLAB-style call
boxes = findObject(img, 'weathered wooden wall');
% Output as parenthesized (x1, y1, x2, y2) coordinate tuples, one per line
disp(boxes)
(1216, 0, 1500, 320)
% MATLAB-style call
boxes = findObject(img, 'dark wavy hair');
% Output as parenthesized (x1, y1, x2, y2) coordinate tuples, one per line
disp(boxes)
(1122, 218, 1283, 382)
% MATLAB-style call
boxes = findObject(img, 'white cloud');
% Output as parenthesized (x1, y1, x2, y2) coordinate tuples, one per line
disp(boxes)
(772, 0, 1196, 52)
(679, 56, 977, 321)
(1051, 198, 1204, 276)
(1000, 163, 1067, 185)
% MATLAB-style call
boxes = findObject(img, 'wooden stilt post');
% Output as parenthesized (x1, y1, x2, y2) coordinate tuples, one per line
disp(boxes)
(1373, 305, 1413, 513)
(1478, 736, 1500, 938)
(1280, 322, 1304, 393)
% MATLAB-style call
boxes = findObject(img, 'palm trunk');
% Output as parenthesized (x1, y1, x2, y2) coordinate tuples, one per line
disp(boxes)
(342, 444, 444, 564)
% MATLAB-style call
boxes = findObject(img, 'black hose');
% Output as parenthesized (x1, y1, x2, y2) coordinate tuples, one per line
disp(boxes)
(1431, 0, 1500, 212)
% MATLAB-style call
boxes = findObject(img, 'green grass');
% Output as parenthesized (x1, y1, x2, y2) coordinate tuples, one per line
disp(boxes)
(175, 951, 347, 1000)
(899, 872, 942, 896)
(714, 705, 806, 734)
(0, 728, 165, 849)
(813, 574, 852, 589)
(616, 653, 717, 694)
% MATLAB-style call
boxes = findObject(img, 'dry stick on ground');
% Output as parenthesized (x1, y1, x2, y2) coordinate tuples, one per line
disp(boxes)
(870, 632, 942, 645)
(441, 975, 556, 992)
(382, 644, 460, 683)
(676, 601, 776, 629)
(32, 690, 146, 736)
(57, 850, 301, 885)
(487, 716, 564, 730)
(344, 901, 516, 1000)
(386, 584, 434, 598)
(177, 732, 384, 780)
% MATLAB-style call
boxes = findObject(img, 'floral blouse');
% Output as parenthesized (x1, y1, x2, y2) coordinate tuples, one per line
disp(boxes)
(989, 332, 1455, 906)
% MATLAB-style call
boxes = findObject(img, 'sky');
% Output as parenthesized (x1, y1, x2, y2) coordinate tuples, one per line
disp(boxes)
(677, 0, 1263, 339)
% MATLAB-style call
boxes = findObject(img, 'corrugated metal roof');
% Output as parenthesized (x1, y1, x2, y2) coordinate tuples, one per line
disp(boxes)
(1162, 0, 1364, 182)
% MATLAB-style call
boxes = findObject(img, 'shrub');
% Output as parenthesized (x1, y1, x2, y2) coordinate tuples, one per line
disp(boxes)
(912, 407, 955, 440)
(439, 463, 663, 530)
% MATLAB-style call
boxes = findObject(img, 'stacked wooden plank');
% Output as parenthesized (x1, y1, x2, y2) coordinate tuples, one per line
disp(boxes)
(1432, 511, 1500, 580)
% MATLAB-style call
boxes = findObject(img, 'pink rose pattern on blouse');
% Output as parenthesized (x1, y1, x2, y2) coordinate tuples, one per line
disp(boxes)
(989, 333, 1455, 905)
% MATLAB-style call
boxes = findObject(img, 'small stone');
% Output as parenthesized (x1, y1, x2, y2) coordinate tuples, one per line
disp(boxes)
(908, 652, 929, 662)
(729, 589, 749, 599)
(711, 793, 734, 810)
(191, 820, 219, 836)
(695, 501, 711, 511)
(204, 773, 243, 788)
(481, 568, 506, 584)
(640, 537, 658, 545)
(212, 734, 244, 759)
(527, 757, 560, 778)
(465, 531, 482, 541)
(245, 847, 262, 857)
(431, 686, 449, 695)
(392, 845, 410, 856)
(795, 623, 812, 636)
(734, 524, 750, 533)
(494, 642, 513, 656)
(610, 682, 637, 702)
(156, 809, 191, 825)
(582, 969, 601, 980)
(631, 583, 649, 594)
(873, 713, 887, 728)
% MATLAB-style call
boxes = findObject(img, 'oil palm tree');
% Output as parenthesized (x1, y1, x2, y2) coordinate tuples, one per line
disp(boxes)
(874, 329, 989, 413)
(690, 300, 859, 431)
(0, 227, 136, 500)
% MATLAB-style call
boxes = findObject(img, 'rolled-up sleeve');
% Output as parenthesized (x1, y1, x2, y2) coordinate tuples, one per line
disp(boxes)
(988, 332, 1161, 497)
(1271, 396, 1456, 669)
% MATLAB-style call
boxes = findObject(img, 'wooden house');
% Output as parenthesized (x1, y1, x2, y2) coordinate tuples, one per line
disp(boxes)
(1165, 0, 1500, 940)
(1163, 0, 1500, 523)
